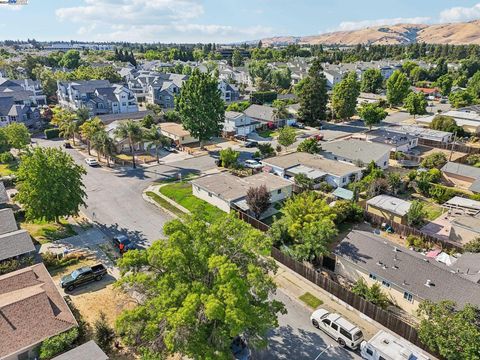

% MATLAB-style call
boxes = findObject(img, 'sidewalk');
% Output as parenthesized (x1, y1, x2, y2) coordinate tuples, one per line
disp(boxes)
(273, 261, 381, 340)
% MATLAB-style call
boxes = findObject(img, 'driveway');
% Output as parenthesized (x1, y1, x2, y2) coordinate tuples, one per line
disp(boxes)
(254, 289, 362, 360)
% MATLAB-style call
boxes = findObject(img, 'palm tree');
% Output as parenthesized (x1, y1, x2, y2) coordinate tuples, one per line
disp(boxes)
(79, 117, 104, 155)
(52, 108, 77, 145)
(144, 127, 170, 163)
(114, 120, 143, 168)
(92, 130, 115, 167)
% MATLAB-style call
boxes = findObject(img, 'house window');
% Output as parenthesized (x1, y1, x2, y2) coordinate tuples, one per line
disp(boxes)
(382, 280, 390, 288)
(369, 273, 377, 280)
(383, 161, 387, 166)
(342, 177, 346, 183)
(404, 292, 413, 303)
(208, 192, 212, 197)
(122, 102, 126, 106)
(277, 189, 282, 194)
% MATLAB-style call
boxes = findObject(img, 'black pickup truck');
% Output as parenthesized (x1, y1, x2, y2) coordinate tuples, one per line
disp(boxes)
(60, 264, 107, 292)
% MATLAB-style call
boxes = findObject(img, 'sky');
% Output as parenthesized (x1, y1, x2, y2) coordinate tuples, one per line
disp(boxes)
(1, 0, 480, 43)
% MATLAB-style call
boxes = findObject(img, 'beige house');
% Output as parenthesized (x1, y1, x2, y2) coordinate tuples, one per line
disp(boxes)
(335, 231, 480, 315)
(441, 162, 480, 193)
(449, 215, 480, 245)
(159, 122, 198, 145)
(366, 195, 411, 225)
(191, 172, 293, 217)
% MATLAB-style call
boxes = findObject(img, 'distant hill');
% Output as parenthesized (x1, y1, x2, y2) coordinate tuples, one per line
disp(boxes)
(260, 20, 480, 46)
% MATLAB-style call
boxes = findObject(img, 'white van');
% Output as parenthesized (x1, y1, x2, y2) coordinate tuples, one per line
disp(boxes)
(360, 330, 431, 360)
(310, 309, 364, 349)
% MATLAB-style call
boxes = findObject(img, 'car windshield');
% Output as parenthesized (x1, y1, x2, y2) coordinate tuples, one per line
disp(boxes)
(71, 270, 81, 279)
(353, 331, 363, 341)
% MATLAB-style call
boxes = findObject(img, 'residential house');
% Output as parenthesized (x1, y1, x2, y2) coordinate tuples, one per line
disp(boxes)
(323, 69, 344, 89)
(261, 152, 363, 189)
(0, 78, 47, 105)
(0, 97, 41, 128)
(223, 111, 258, 137)
(191, 172, 293, 217)
(385, 125, 453, 144)
(443, 196, 480, 216)
(363, 129, 418, 152)
(0, 207, 35, 265)
(441, 162, 480, 193)
(105, 120, 145, 154)
(218, 80, 240, 103)
(128, 72, 187, 108)
(414, 87, 441, 98)
(416, 110, 480, 134)
(335, 230, 480, 315)
(51, 341, 108, 360)
(0, 263, 78, 360)
(57, 80, 138, 116)
(244, 104, 294, 128)
(159, 122, 198, 146)
(98, 110, 156, 126)
(366, 195, 412, 225)
(321, 139, 392, 169)
(0, 182, 8, 205)
(449, 215, 480, 245)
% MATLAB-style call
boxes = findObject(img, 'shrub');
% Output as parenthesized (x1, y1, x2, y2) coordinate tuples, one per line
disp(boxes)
(0, 256, 34, 275)
(351, 278, 390, 309)
(39, 328, 79, 359)
(297, 137, 321, 154)
(219, 147, 239, 168)
(41, 252, 84, 270)
(44, 128, 60, 139)
(407, 200, 426, 227)
(0, 151, 14, 164)
(251, 91, 277, 105)
(406, 235, 425, 249)
(464, 238, 480, 253)
(94, 312, 115, 352)
(429, 184, 457, 204)
(257, 142, 275, 158)
(420, 152, 447, 169)
(332, 200, 364, 225)
(318, 181, 334, 193)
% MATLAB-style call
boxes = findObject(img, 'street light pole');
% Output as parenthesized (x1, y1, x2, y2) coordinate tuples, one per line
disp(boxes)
(313, 344, 333, 360)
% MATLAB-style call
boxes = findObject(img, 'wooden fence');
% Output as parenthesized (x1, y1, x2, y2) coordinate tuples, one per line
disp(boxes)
(418, 138, 480, 154)
(270, 247, 439, 355)
(233, 209, 271, 232)
(364, 211, 463, 252)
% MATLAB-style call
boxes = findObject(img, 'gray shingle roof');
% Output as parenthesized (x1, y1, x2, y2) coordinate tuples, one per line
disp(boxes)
(0, 229, 35, 261)
(441, 162, 480, 180)
(244, 104, 276, 122)
(0, 208, 18, 235)
(0, 182, 8, 204)
(321, 139, 392, 166)
(52, 341, 108, 360)
(335, 230, 480, 308)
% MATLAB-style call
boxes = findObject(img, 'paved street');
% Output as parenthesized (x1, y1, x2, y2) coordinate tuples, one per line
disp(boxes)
(255, 289, 362, 360)
(33, 137, 218, 247)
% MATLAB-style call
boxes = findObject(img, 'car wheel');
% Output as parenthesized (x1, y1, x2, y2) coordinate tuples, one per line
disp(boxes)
(338, 338, 346, 347)
(95, 275, 103, 281)
(67, 285, 75, 292)
(312, 319, 319, 328)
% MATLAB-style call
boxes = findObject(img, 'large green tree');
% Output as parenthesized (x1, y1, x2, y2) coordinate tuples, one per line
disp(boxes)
(418, 300, 480, 360)
(277, 126, 297, 150)
(360, 68, 383, 93)
(467, 71, 480, 99)
(358, 103, 387, 130)
(297, 59, 328, 126)
(331, 72, 360, 120)
(4, 122, 30, 150)
(269, 192, 338, 261)
(434, 74, 453, 96)
(404, 92, 428, 118)
(386, 70, 410, 107)
(176, 69, 224, 147)
(115, 211, 285, 359)
(59, 50, 81, 69)
(16, 147, 86, 222)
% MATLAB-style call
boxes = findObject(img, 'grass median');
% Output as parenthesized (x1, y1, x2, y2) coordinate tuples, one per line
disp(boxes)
(299, 292, 324, 309)
(159, 182, 225, 222)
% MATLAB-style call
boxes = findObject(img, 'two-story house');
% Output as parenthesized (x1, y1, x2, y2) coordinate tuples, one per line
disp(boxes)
(57, 80, 138, 116)
(218, 80, 240, 103)
(223, 111, 258, 137)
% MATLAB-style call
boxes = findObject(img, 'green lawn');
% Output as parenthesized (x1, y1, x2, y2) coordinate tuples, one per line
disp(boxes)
(146, 191, 186, 217)
(424, 202, 444, 221)
(159, 182, 226, 222)
(258, 129, 278, 139)
(21, 219, 77, 244)
(0, 161, 18, 176)
(299, 292, 324, 309)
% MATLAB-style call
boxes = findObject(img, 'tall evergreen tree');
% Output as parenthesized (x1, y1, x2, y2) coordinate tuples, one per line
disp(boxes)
(297, 59, 328, 126)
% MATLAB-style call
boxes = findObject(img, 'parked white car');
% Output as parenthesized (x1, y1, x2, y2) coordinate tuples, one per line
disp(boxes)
(310, 309, 364, 349)
(244, 159, 263, 170)
(85, 158, 99, 167)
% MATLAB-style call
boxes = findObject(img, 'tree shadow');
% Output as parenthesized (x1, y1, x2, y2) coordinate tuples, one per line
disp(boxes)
(335, 241, 372, 264)
(253, 325, 357, 360)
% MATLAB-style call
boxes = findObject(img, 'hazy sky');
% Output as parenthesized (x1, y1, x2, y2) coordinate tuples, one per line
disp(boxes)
(2, 0, 480, 43)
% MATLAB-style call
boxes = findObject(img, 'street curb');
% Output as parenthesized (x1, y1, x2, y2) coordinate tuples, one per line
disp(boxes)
(142, 185, 190, 218)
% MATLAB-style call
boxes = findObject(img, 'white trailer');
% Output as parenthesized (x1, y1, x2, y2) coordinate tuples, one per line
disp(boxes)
(360, 330, 431, 360)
